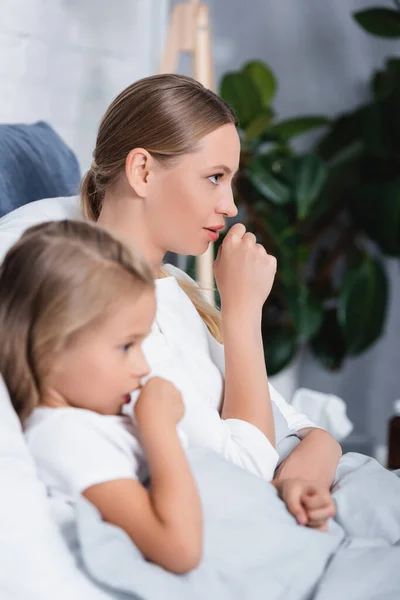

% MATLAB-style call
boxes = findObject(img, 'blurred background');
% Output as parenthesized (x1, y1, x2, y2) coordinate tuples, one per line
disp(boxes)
(1, 0, 400, 462)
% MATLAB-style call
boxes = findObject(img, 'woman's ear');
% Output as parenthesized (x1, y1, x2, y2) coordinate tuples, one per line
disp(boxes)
(125, 148, 154, 198)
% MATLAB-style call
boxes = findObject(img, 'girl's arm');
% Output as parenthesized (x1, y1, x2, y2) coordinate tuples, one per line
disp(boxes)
(84, 379, 202, 575)
(274, 428, 342, 489)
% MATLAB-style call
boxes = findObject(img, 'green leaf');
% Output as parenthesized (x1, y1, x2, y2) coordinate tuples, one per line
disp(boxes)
(298, 244, 311, 265)
(372, 58, 400, 101)
(360, 102, 390, 158)
(295, 154, 328, 220)
(242, 60, 277, 108)
(276, 156, 298, 186)
(247, 158, 291, 205)
(219, 72, 263, 128)
(351, 180, 400, 256)
(310, 309, 347, 370)
(338, 256, 388, 355)
(256, 205, 293, 248)
(371, 69, 391, 101)
(317, 110, 362, 162)
(269, 116, 330, 141)
(327, 140, 364, 169)
(287, 285, 324, 341)
(353, 8, 400, 38)
(244, 110, 274, 140)
(262, 327, 297, 376)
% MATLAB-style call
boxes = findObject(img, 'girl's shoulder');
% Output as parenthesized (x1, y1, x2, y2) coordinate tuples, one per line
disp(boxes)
(24, 407, 133, 445)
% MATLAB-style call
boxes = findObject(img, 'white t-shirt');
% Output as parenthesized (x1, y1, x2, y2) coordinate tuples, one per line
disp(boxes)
(1, 195, 316, 483)
(24, 407, 149, 503)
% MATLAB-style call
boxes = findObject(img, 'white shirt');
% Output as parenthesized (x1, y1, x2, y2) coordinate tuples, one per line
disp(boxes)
(0, 195, 315, 482)
(24, 407, 149, 503)
(124, 265, 315, 481)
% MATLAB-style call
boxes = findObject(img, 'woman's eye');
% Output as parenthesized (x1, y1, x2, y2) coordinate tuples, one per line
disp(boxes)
(208, 173, 223, 185)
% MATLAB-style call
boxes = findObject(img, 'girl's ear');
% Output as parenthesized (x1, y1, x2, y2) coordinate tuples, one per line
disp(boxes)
(125, 148, 154, 198)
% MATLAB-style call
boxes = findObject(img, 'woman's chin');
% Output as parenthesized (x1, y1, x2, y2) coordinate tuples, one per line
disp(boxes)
(172, 240, 210, 257)
(198, 240, 212, 256)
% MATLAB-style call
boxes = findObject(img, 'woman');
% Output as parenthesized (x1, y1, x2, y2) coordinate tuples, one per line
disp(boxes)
(0, 74, 341, 524)
(82, 75, 340, 486)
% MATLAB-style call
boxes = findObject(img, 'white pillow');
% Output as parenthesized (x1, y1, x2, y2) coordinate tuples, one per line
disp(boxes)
(0, 194, 81, 263)
(0, 196, 112, 599)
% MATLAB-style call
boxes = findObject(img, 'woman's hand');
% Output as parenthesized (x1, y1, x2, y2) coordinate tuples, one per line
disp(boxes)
(273, 479, 336, 532)
(213, 223, 277, 317)
(134, 377, 184, 428)
(274, 428, 342, 491)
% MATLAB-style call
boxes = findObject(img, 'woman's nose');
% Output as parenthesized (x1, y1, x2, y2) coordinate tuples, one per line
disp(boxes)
(217, 189, 238, 218)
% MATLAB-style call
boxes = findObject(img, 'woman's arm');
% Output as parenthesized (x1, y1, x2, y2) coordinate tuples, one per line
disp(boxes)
(214, 224, 277, 447)
(222, 310, 275, 446)
(274, 427, 342, 489)
(84, 379, 202, 574)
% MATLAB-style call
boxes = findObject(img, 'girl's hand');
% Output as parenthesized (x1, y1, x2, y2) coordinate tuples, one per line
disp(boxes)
(134, 377, 185, 428)
(273, 479, 336, 532)
(213, 223, 277, 316)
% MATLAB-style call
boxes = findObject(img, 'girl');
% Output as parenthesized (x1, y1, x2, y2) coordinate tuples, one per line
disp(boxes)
(0, 219, 203, 574)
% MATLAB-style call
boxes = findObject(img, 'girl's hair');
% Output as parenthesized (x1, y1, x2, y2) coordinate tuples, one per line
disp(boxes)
(81, 74, 238, 342)
(0, 220, 154, 421)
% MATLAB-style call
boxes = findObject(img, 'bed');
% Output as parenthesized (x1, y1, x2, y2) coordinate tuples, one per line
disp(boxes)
(1, 122, 400, 600)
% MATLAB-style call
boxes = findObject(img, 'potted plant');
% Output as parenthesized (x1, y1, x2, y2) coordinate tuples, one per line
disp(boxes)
(215, 5, 400, 382)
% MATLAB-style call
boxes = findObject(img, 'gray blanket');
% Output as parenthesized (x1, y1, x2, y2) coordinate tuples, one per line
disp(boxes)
(68, 451, 400, 600)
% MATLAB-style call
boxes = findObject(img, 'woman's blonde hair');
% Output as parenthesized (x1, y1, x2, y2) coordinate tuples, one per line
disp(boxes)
(81, 74, 238, 342)
(0, 220, 154, 421)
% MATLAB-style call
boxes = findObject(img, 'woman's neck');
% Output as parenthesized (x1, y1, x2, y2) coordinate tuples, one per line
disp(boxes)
(98, 190, 165, 277)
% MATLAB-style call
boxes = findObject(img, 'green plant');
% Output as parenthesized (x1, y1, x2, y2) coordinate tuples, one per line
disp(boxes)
(216, 8, 400, 375)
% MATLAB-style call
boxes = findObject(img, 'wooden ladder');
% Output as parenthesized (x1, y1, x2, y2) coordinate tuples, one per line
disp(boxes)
(159, 0, 215, 302)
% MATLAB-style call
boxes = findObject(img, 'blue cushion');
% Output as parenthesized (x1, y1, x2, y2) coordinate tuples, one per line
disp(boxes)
(0, 121, 80, 218)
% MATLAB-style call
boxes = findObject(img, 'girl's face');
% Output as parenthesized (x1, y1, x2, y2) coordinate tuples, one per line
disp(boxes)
(146, 123, 240, 256)
(42, 288, 156, 416)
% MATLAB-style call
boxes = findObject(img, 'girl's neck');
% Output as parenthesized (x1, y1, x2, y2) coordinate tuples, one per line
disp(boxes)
(37, 392, 70, 410)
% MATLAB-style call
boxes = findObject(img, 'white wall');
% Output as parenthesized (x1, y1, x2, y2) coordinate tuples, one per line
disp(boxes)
(205, 0, 400, 118)
(0, 0, 168, 169)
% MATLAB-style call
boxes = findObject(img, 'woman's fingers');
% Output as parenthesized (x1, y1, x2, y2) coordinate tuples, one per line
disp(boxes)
(308, 520, 329, 532)
(302, 488, 331, 510)
(243, 231, 257, 245)
(285, 486, 308, 525)
(306, 504, 336, 524)
(213, 222, 277, 313)
(224, 222, 246, 243)
(299, 485, 336, 531)
(304, 491, 336, 531)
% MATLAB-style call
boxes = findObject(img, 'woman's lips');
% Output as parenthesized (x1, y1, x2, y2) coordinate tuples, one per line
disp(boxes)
(204, 228, 220, 242)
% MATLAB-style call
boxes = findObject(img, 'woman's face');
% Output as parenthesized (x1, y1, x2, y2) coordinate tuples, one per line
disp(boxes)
(146, 123, 240, 256)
